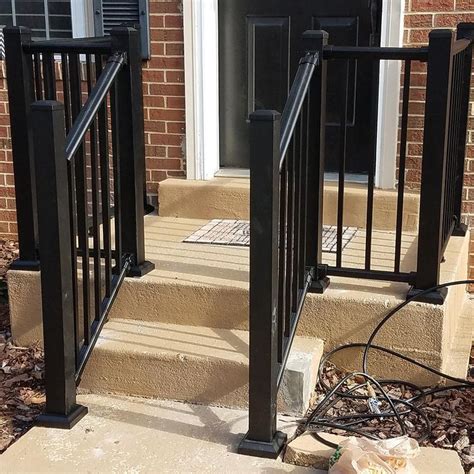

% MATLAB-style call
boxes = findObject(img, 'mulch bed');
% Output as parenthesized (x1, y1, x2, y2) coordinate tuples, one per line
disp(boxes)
(304, 363, 474, 472)
(0, 240, 45, 453)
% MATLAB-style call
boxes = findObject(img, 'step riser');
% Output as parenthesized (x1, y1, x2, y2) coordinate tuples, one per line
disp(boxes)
(81, 349, 316, 415)
(159, 179, 420, 232)
(80, 322, 323, 415)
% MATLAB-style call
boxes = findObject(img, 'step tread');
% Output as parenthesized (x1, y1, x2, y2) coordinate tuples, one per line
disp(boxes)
(96, 318, 324, 365)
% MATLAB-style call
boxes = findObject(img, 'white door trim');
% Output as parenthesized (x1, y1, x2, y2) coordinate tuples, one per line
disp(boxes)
(183, 0, 220, 180)
(376, 0, 405, 189)
(184, 0, 404, 188)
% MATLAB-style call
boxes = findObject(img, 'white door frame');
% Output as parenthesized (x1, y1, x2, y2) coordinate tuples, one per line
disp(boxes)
(184, 0, 404, 188)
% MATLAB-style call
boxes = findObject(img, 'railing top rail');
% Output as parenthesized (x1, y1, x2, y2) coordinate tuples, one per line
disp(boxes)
(279, 51, 319, 171)
(323, 45, 429, 61)
(65, 51, 125, 162)
(23, 36, 113, 54)
(453, 38, 472, 55)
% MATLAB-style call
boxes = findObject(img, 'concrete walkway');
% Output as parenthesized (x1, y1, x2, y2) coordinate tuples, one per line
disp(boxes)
(1, 393, 320, 473)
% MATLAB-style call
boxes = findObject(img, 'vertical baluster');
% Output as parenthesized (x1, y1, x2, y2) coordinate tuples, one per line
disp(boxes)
(43, 52, 56, 100)
(285, 139, 296, 336)
(336, 60, 350, 268)
(33, 53, 44, 101)
(86, 55, 102, 323)
(298, 100, 309, 288)
(449, 53, 463, 232)
(292, 118, 302, 312)
(395, 60, 412, 273)
(96, 55, 113, 297)
(365, 60, 380, 270)
(67, 154, 80, 368)
(67, 54, 81, 360)
(110, 83, 123, 272)
(61, 53, 72, 133)
(277, 162, 288, 363)
(69, 52, 91, 343)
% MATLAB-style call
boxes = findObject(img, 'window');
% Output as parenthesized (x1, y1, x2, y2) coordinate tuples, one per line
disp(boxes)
(0, 0, 150, 59)
(0, 0, 73, 39)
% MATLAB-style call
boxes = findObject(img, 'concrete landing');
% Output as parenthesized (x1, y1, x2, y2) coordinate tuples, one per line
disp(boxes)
(80, 318, 324, 415)
(0, 393, 320, 473)
(158, 178, 421, 232)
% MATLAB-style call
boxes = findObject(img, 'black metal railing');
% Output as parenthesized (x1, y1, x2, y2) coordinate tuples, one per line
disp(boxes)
(238, 30, 329, 459)
(240, 24, 473, 458)
(412, 26, 473, 302)
(5, 26, 154, 428)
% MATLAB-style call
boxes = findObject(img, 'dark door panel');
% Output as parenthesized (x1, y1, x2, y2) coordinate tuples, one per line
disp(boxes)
(218, 0, 381, 172)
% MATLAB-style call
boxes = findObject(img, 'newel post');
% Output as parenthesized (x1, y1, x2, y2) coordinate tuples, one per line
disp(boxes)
(4, 27, 39, 270)
(238, 110, 286, 458)
(302, 30, 330, 294)
(32, 101, 87, 428)
(111, 27, 154, 277)
(411, 30, 455, 304)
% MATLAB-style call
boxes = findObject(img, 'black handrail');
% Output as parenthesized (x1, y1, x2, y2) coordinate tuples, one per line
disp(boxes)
(323, 45, 429, 61)
(279, 52, 319, 169)
(24, 37, 113, 54)
(66, 52, 125, 161)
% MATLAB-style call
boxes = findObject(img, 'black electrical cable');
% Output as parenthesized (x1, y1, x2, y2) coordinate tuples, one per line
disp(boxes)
(301, 279, 474, 450)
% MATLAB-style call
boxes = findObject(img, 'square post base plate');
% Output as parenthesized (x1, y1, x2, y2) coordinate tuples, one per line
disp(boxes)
(237, 431, 287, 459)
(407, 286, 448, 305)
(36, 404, 88, 429)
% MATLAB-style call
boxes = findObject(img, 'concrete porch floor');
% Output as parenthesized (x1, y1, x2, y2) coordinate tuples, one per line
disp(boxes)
(142, 215, 418, 290)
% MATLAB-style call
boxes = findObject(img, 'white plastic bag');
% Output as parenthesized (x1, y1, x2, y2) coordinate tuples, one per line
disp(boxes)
(328, 436, 420, 474)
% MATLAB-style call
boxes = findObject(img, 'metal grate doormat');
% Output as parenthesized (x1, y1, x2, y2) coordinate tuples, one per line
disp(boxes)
(184, 219, 357, 253)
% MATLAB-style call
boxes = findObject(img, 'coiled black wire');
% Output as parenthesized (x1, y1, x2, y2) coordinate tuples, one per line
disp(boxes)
(301, 279, 474, 449)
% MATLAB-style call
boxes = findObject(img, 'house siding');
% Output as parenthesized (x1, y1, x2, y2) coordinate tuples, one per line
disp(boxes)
(0, 0, 473, 283)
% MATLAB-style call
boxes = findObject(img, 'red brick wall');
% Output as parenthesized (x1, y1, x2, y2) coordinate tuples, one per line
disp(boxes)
(0, 61, 15, 238)
(144, 0, 185, 200)
(403, 0, 474, 284)
(0, 0, 185, 239)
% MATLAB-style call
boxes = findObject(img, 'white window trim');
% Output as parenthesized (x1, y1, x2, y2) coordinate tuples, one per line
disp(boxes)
(184, 0, 405, 189)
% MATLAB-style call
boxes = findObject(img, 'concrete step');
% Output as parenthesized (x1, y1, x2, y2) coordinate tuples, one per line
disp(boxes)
(285, 433, 465, 473)
(9, 217, 471, 385)
(158, 178, 421, 232)
(80, 318, 324, 415)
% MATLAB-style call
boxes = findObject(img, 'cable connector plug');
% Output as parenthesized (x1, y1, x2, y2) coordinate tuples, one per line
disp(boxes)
(366, 382, 382, 415)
